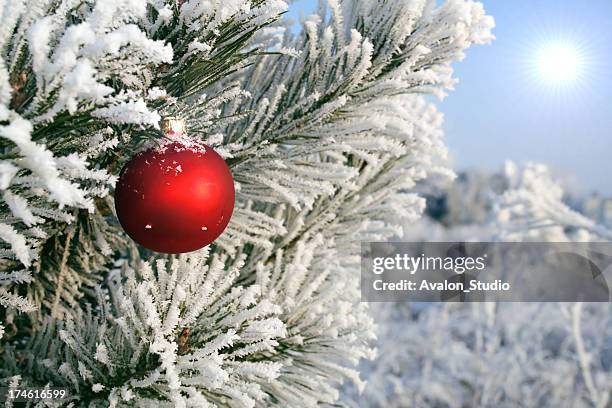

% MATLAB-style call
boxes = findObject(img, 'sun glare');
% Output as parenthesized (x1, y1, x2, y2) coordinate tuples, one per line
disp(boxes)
(527, 36, 593, 95)
(537, 45, 580, 83)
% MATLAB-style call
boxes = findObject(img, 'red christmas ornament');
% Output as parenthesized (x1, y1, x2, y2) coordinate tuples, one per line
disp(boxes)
(114, 118, 234, 253)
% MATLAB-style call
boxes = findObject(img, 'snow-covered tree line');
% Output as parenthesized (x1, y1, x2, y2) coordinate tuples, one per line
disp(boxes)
(342, 163, 612, 408)
(0, 0, 494, 406)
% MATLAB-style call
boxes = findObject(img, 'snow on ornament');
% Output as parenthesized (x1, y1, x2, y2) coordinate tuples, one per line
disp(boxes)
(114, 117, 235, 253)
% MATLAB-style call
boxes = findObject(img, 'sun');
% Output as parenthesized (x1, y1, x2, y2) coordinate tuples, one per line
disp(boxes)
(528, 37, 593, 94)
(537, 44, 581, 83)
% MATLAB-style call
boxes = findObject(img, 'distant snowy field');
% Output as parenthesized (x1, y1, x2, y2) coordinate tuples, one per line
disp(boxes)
(342, 163, 612, 408)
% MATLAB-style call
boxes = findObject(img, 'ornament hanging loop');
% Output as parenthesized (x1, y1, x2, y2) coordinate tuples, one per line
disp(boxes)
(161, 117, 187, 136)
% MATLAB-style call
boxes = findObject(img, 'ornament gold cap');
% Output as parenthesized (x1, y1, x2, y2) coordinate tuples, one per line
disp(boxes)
(161, 117, 186, 135)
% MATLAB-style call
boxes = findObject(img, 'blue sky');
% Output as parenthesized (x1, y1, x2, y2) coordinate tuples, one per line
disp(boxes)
(287, 0, 612, 195)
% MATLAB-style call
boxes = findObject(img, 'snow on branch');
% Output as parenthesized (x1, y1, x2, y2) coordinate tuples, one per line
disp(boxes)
(212, 0, 492, 219)
(3, 251, 287, 407)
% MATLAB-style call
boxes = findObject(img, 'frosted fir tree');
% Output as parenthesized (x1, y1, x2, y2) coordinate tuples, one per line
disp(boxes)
(0, 0, 493, 406)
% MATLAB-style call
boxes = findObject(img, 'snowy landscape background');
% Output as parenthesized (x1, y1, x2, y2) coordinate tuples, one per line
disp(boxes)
(341, 163, 612, 407)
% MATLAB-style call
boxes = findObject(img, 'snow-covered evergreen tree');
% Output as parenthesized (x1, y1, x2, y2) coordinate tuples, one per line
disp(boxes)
(0, 0, 493, 406)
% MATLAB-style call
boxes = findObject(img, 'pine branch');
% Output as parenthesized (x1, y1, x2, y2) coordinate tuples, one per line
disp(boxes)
(50, 223, 75, 320)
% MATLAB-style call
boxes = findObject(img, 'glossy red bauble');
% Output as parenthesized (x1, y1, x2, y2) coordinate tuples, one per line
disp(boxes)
(114, 141, 234, 253)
